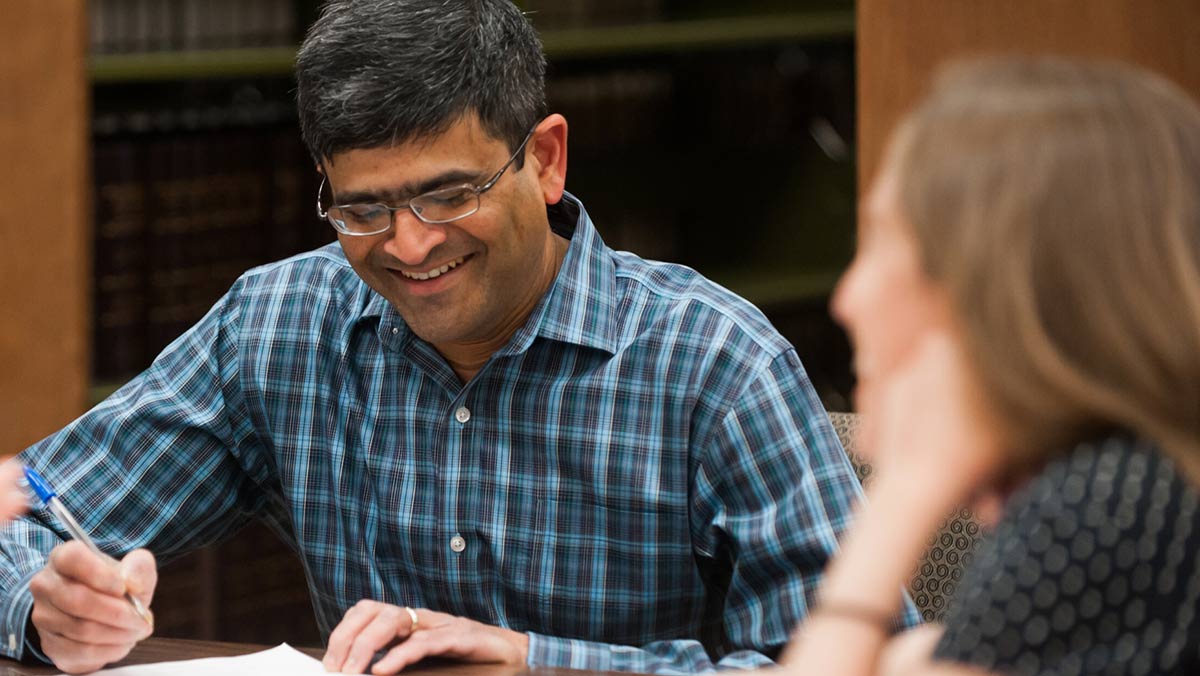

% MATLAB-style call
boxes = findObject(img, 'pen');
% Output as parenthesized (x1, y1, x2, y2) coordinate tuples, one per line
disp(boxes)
(21, 466, 154, 629)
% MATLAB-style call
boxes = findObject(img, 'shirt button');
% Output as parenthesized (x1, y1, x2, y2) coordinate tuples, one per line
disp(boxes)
(450, 534, 467, 553)
(454, 406, 471, 424)
(391, 327, 399, 335)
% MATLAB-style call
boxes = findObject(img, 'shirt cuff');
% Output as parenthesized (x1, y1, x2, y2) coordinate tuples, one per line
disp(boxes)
(2, 568, 48, 663)
(526, 631, 614, 671)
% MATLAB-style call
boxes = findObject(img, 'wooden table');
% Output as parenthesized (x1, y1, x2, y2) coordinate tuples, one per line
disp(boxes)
(0, 638, 587, 676)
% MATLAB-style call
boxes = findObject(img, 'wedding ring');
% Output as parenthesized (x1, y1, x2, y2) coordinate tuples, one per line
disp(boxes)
(403, 605, 419, 632)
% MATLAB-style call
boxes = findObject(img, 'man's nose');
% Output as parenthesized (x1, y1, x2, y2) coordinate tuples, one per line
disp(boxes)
(381, 209, 448, 266)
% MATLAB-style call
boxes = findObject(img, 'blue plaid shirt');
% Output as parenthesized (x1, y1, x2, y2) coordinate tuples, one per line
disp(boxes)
(1, 195, 914, 671)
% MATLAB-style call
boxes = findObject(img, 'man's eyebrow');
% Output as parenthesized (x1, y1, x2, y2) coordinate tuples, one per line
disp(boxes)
(333, 169, 486, 204)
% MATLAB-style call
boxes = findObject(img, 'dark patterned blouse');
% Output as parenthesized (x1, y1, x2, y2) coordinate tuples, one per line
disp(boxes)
(935, 434, 1200, 675)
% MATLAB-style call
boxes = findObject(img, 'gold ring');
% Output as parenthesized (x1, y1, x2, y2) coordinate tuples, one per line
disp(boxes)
(403, 605, 419, 632)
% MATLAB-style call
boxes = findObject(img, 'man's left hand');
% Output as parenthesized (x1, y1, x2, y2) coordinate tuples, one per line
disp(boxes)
(322, 601, 529, 674)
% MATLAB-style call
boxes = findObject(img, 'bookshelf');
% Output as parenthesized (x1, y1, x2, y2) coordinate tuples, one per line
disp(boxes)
(857, 0, 1200, 193)
(90, 11, 854, 83)
(1, 2, 90, 453)
(77, 0, 859, 646)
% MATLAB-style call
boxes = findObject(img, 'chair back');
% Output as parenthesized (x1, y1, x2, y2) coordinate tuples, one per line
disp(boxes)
(826, 411, 984, 622)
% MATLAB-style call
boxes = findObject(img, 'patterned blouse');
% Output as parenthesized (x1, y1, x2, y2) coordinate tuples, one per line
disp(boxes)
(936, 434, 1200, 675)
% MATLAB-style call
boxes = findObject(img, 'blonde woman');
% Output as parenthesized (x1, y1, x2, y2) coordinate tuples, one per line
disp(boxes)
(784, 57, 1200, 675)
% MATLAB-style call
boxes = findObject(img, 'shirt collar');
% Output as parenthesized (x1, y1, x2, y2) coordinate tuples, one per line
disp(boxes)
(356, 191, 619, 356)
(499, 191, 619, 357)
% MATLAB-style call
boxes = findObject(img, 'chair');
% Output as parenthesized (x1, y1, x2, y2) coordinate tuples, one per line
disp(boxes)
(826, 411, 984, 622)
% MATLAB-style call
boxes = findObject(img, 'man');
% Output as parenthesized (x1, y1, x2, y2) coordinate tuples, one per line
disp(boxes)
(0, 1, 914, 673)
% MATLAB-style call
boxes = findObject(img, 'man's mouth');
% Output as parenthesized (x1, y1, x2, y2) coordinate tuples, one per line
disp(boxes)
(398, 256, 466, 281)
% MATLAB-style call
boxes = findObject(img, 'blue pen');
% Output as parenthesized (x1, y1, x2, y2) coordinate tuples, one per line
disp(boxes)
(21, 467, 153, 628)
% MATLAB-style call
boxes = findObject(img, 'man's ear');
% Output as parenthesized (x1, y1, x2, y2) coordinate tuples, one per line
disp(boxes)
(529, 114, 568, 204)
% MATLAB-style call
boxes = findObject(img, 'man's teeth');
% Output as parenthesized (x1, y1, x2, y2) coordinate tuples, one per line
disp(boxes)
(401, 257, 465, 280)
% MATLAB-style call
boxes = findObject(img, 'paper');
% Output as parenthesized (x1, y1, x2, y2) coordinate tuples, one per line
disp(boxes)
(58, 644, 331, 676)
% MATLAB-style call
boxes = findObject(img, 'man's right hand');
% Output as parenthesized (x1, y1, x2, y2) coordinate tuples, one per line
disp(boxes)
(28, 542, 156, 674)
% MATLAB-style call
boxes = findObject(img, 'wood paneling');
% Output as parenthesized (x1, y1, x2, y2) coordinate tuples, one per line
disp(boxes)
(857, 0, 1200, 191)
(0, 2, 90, 451)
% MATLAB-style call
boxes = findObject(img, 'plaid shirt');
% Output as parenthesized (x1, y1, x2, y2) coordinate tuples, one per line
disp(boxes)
(1, 194, 915, 671)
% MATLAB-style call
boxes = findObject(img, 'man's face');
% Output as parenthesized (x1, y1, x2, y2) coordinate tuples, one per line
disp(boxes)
(322, 115, 565, 351)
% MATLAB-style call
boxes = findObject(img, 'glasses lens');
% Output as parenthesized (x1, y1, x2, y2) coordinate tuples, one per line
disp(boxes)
(411, 187, 479, 224)
(329, 204, 390, 234)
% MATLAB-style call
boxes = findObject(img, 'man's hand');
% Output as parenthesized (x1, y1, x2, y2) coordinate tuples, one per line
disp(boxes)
(28, 542, 156, 674)
(323, 601, 529, 675)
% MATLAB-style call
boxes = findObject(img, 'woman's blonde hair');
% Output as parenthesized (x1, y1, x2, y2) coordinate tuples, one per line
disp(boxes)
(889, 56, 1200, 479)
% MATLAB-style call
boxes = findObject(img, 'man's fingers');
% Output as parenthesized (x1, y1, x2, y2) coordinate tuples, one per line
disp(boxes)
(30, 568, 145, 633)
(41, 632, 135, 675)
(324, 607, 526, 674)
(31, 599, 140, 646)
(324, 600, 386, 672)
(30, 545, 155, 674)
(371, 627, 460, 675)
(342, 605, 410, 674)
(118, 549, 157, 605)
(48, 542, 124, 596)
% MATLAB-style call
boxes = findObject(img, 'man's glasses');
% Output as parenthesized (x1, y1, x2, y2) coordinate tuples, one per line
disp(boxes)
(316, 125, 536, 236)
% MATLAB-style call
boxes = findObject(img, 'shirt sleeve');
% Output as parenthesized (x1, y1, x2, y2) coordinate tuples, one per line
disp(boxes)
(525, 632, 774, 673)
(0, 280, 272, 662)
(934, 439, 1200, 676)
(526, 349, 918, 672)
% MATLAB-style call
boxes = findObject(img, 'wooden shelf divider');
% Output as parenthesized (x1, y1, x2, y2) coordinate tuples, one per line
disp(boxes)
(90, 10, 854, 83)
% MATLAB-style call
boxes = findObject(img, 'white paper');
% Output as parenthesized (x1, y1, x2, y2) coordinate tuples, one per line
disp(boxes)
(58, 643, 332, 676)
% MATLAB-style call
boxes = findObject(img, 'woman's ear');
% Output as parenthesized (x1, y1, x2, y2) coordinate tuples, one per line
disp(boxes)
(529, 113, 568, 204)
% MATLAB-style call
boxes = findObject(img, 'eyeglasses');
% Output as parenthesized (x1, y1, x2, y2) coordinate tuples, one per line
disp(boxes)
(316, 125, 536, 236)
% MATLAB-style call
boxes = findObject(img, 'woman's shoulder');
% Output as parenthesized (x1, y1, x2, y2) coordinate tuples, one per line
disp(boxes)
(1013, 433, 1192, 517)
(935, 433, 1200, 675)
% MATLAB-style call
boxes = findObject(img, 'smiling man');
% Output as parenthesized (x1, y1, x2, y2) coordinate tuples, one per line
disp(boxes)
(317, 115, 569, 383)
(0, 1, 912, 674)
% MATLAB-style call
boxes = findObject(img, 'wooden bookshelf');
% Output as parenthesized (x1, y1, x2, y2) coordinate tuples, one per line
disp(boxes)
(541, 11, 853, 58)
(90, 10, 854, 83)
(857, 0, 1200, 193)
(0, 2, 90, 452)
(90, 46, 297, 83)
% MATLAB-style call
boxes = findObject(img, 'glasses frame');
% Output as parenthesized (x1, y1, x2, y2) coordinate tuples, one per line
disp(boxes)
(316, 124, 537, 236)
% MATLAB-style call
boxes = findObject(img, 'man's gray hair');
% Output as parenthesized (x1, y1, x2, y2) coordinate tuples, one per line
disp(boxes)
(296, 0, 547, 164)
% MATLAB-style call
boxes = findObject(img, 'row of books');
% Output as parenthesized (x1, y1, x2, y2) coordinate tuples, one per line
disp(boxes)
(88, 0, 299, 54)
(88, 0, 673, 55)
(547, 45, 853, 153)
(548, 68, 674, 151)
(92, 89, 331, 381)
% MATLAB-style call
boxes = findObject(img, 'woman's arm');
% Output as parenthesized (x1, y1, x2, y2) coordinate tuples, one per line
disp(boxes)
(782, 333, 1007, 676)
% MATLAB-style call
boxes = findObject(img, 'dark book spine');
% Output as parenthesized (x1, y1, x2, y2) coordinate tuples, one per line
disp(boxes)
(92, 137, 148, 381)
